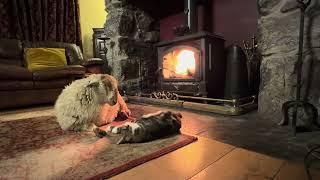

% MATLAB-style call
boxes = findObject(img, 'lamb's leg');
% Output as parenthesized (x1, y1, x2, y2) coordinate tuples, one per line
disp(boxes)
(95, 92, 131, 126)
(117, 91, 131, 117)
(95, 103, 120, 126)
(142, 111, 163, 118)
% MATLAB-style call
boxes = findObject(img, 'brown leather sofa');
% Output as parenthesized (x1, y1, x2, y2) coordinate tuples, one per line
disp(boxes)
(0, 39, 86, 109)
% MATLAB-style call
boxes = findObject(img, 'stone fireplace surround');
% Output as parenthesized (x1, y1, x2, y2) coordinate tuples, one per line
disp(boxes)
(258, 0, 320, 121)
(103, 0, 159, 93)
(103, 0, 320, 122)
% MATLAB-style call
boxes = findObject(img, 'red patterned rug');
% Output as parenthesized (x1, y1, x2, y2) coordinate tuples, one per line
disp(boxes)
(0, 116, 197, 179)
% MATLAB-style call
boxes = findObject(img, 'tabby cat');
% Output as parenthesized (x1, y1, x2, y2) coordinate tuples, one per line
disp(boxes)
(94, 111, 182, 144)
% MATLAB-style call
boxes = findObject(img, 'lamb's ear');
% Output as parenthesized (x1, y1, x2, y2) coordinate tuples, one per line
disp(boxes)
(87, 81, 99, 88)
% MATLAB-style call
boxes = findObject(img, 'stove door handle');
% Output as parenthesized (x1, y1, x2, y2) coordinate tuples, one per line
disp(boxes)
(209, 43, 212, 71)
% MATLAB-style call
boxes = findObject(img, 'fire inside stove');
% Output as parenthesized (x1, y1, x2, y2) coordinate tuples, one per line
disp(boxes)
(162, 48, 199, 79)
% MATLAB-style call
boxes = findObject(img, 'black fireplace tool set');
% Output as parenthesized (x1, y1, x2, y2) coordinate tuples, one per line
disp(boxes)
(276, 1, 320, 180)
(279, 0, 319, 135)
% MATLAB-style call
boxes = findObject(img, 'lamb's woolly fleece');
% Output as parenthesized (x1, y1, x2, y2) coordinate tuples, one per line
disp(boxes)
(54, 74, 117, 131)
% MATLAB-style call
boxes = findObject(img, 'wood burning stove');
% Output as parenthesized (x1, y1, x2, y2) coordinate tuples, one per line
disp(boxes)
(156, 31, 226, 98)
(122, 0, 257, 115)
(154, 0, 226, 98)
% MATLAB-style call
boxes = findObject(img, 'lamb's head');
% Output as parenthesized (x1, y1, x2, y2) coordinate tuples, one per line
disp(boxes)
(101, 74, 119, 106)
(85, 74, 118, 106)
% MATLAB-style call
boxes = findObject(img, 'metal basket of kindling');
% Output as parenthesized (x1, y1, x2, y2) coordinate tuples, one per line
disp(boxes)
(145, 90, 255, 106)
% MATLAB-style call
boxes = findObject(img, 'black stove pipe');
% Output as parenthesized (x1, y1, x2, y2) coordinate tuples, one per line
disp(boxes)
(184, 0, 198, 33)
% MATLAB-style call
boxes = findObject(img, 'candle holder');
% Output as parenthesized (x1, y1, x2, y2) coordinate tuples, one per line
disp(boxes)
(243, 36, 258, 62)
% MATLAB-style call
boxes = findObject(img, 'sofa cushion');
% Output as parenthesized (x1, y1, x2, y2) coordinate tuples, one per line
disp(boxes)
(0, 80, 33, 90)
(0, 64, 33, 80)
(34, 79, 73, 89)
(25, 48, 67, 72)
(32, 65, 85, 81)
(23, 41, 84, 65)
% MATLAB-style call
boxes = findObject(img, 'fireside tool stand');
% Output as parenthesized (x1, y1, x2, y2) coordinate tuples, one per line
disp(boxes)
(279, 0, 319, 135)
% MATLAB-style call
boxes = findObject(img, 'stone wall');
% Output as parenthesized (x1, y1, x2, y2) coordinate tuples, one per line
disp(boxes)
(104, 0, 159, 93)
(258, 0, 320, 121)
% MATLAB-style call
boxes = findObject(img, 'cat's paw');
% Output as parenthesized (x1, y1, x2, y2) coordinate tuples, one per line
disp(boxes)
(106, 126, 115, 132)
(112, 127, 120, 134)
(107, 126, 122, 134)
(142, 111, 163, 118)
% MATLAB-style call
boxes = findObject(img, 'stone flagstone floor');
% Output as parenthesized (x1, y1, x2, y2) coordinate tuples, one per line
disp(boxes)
(1, 103, 320, 180)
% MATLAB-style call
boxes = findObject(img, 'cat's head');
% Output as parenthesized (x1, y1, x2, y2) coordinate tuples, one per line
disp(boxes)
(162, 111, 182, 124)
(116, 124, 139, 144)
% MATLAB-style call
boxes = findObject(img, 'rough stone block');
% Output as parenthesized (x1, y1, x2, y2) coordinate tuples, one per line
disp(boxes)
(258, 0, 320, 121)
(104, 10, 135, 37)
(144, 31, 160, 43)
(258, 14, 300, 55)
(259, 55, 296, 121)
(258, 0, 281, 16)
(120, 58, 140, 80)
(117, 56, 157, 92)
(280, 0, 299, 13)
(105, 0, 127, 11)
(134, 9, 153, 31)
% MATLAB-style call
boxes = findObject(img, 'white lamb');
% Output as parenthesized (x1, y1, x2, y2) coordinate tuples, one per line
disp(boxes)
(54, 74, 124, 132)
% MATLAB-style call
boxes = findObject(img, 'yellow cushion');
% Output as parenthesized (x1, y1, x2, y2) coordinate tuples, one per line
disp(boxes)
(25, 48, 67, 72)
